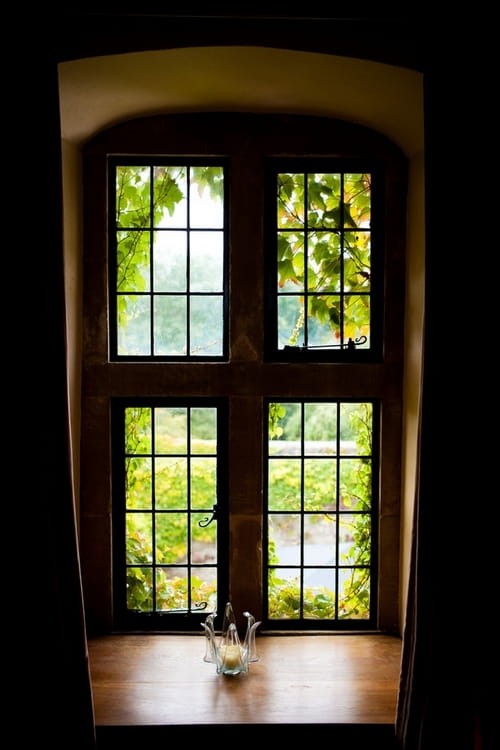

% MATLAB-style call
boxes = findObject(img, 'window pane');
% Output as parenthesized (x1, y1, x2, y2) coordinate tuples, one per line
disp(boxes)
(190, 231, 224, 291)
(339, 568, 370, 620)
(156, 513, 187, 563)
(268, 514, 301, 564)
(303, 514, 336, 564)
(126, 457, 152, 509)
(117, 295, 151, 355)
(190, 166, 224, 228)
(278, 173, 304, 228)
(153, 231, 187, 291)
(153, 167, 187, 228)
(154, 296, 187, 355)
(304, 459, 337, 510)
(191, 515, 217, 564)
(274, 168, 373, 355)
(155, 407, 187, 453)
(266, 400, 374, 624)
(117, 231, 150, 292)
(267, 568, 301, 619)
(156, 567, 188, 610)
(122, 404, 220, 618)
(308, 232, 341, 292)
(191, 567, 217, 611)
(191, 407, 217, 450)
(344, 173, 371, 228)
(190, 296, 223, 356)
(268, 459, 301, 510)
(307, 173, 341, 228)
(116, 166, 151, 229)
(112, 162, 226, 359)
(155, 458, 187, 510)
(191, 458, 217, 509)
(125, 407, 152, 454)
(277, 295, 304, 349)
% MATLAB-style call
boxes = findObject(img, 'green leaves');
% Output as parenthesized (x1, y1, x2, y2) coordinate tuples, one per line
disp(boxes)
(276, 171, 372, 347)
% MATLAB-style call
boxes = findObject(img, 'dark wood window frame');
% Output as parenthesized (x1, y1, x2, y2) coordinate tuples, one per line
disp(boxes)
(81, 112, 407, 635)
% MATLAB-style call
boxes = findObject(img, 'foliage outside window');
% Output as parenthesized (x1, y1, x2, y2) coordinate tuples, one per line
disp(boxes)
(113, 400, 227, 629)
(111, 161, 227, 359)
(266, 400, 376, 625)
(267, 162, 382, 362)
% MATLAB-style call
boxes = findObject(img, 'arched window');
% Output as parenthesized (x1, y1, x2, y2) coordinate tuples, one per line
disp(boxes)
(81, 113, 407, 633)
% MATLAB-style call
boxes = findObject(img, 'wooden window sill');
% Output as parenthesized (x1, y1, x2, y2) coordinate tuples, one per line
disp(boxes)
(89, 633, 402, 731)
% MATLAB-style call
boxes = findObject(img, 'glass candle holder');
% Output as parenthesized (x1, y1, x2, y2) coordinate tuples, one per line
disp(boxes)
(202, 602, 261, 675)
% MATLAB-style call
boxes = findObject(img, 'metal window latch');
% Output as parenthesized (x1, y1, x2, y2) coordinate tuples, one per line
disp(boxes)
(199, 503, 218, 527)
(283, 336, 367, 352)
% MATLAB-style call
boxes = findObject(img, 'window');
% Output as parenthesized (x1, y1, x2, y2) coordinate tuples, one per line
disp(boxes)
(81, 113, 406, 635)
(112, 399, 228, 630)
(266, 399, 378, 628)
(111, 161, 227, 360)
(266, 162, 382, 361)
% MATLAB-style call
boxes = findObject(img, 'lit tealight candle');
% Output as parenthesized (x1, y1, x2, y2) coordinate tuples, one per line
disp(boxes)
(220, 644, 242, 670)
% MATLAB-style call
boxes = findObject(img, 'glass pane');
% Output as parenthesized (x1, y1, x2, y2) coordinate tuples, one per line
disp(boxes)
(268, 459, 301, 510)
(339, 513, 371, 564)
(125, 407, 151, 454)
(344, 173, 371, 228)
(117, 295, 151, 355)
(191, 515, 217, 564)
(191, 407, 217, 451)
(268, 568, 301, 619)
(191, 457, 216, 509)
(153, 167, 187, 228)
(155, 407, 187, 454)
(339, 458, 371, 510)
(277, 295, 304, 349)
(190, 296, 223, 356)
(303, 514, 336, 564)
(303, 571, 336, 619)
(340, 403, 372, 455)
(269, 402, 301, 444)
(190, 166, 224, 228)
(156, 567, 188, 611)
(116, 231, 150, 292)
(191, 567, 217, 612)
(116, 166, 150, 228)
(126, 513, 152, 562)
(304, 459, 337, 511)
(307, 173, 341, 228)
(126, 457, 152, 509)
(308, 232, 341, 292)
(126, 567, 153, 611)
(339, 568, 370, 619)
(156, 513, 187, 563)
(304, 402, 337, 451)
(153, 231, 187, 291)
(190, 231, 223, 291)
(277, 231, 305, 291)
(268, 513, 301, 564)
(278, 173, 304, 229)
(344, 232, 371, 291)
(154, 295, 186, 355)
(307, 295, 341, 347)
(155, 457, 187, 509)
(344, 295, 370, 346)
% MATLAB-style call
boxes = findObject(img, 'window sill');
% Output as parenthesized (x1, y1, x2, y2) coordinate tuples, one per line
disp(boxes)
(89, 633, 401, 731)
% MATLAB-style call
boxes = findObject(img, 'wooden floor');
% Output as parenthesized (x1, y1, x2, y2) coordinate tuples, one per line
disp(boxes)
(89, 633, 402, 747)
